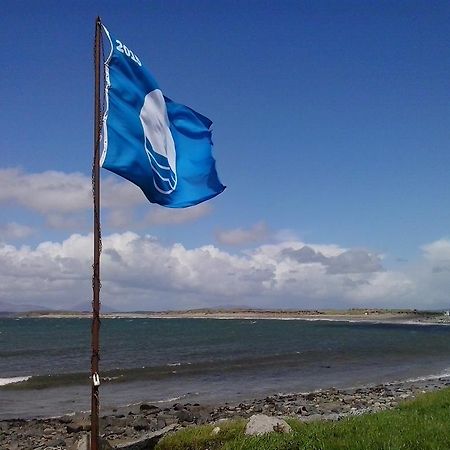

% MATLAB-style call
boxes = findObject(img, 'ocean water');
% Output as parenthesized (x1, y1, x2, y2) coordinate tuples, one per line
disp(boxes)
(1, 317, 450, 419)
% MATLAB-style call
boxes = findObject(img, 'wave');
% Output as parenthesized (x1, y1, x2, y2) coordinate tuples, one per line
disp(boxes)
(3, 349, 450, 392)
(0, 376, 32, 386)
(0, 352, 309, 390)
(403, 369, 450, 383)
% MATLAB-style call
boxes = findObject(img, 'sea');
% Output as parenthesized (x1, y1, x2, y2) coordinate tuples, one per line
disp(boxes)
(1, 317, 450, 420)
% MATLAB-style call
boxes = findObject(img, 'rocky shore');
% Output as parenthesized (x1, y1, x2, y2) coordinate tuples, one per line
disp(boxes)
(2, 376, 450, 449)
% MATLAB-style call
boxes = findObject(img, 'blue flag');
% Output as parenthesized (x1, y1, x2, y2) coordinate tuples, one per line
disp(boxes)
(101, 26, 225, 208)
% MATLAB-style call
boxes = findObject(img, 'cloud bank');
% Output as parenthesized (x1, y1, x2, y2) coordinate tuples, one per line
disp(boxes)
(1, 232, 448, 311)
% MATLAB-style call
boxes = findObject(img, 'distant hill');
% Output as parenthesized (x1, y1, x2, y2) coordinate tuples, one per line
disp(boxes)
(0, 300, 53, 313)
(0, 300, 116, 314)
(70, 301, 117, 313)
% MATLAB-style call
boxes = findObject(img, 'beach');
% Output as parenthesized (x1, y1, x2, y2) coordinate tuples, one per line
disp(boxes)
(2, 374, 450, 449)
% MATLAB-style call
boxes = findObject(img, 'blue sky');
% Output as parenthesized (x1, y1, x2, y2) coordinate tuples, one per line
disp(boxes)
(1, 1, 449, 311)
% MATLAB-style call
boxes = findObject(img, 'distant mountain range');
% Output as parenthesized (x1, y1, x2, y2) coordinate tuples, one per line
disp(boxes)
(0, 300, 52, 313)
(0, 300, 116, 313)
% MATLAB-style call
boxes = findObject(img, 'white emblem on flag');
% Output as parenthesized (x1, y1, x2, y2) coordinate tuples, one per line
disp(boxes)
(139, 90, 177, 194)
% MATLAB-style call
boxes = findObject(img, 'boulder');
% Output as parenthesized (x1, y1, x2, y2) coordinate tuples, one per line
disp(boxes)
(139, 404, 160, 414)
(245, 414, 292, 436)
(175, 409, 194, 423)
(110, 424, 177, 449)
(132, 417, 150, 431)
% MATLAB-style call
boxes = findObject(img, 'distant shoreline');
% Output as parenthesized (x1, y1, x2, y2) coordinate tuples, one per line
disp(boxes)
(15, 308, 450, 325)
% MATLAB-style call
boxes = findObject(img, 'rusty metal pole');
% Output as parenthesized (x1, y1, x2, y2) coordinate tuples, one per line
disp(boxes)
(91, 16, 102, 450)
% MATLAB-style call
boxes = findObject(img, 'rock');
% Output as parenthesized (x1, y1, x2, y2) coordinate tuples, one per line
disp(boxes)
(111, 424, 177, 449)
(104, 416, 127, 429)
(132, 417, 150, 431)
(175, 409, 194, 423)
(59, 416, 73, 424)
(156, 413, 178, 429)
(67, 423, 84, 433)
(139, 404, 160, 414)
(67, 416, 91, 433)
(190, 405, 212, 424)
(245, 414, 292, 436)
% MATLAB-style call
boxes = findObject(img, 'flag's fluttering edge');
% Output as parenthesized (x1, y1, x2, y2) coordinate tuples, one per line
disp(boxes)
(101, 26, 225, 208)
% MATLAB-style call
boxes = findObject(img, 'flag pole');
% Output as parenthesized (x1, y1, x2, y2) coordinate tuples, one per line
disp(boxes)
(91, 16, 102, 450)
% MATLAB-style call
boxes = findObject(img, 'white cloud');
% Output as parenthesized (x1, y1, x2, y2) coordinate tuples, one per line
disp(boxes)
(0, 169, 210, 233)
(0, 169, 91, 213)
(0, 222, 34, 240)
(0, 233, 447, 311)
(407, 238, 450, 308)
(422, 239, 450, 263)
(216, 222, 269, 246)
(0, 168, 144, 214)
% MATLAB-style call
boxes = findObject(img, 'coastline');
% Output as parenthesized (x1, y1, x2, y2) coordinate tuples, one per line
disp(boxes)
(17, 308, 450, 326)
(4, 310, 450, 447)
(3, 374, 450, 449)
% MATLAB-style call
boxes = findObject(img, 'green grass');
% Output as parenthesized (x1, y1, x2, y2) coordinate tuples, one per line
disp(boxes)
(156, 388, 450, 450)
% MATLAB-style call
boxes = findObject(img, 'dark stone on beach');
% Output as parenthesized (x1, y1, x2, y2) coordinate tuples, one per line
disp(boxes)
(47, 436, 66, 447)
(157, 416, 167, 429)
(156, 413, 178, 429)
(67, 423, 84, 433)
(110, 424, 177, 450)
(189, 405, 213, 424)
(104, 415, 127, 429)
(139, 403, 160, 414)
(175, 409, 194, 423)
(58, 416, 73, 424)
(133, 417, 150, 431)
(65, 415, 91, 435)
